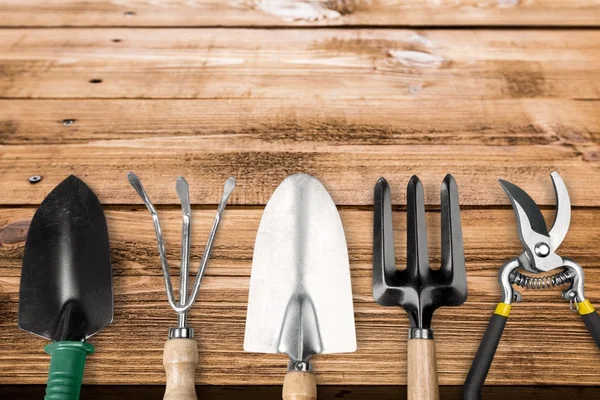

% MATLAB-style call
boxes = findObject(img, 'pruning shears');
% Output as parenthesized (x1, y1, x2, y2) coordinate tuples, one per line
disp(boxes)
(464, 172, 600, 400)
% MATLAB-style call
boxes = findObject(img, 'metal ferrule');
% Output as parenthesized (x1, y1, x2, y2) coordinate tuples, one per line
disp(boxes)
(287, 361, 312, 372)
(169, 327, 194, 339)
(408, 328, 434, 340)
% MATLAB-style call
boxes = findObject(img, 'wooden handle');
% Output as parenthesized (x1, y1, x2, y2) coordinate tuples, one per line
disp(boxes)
(282, 371, 317, 400)
(407, 339, 439, 400)
(163, 338, 199, 400)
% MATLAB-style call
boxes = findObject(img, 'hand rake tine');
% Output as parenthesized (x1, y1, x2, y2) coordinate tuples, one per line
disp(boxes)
(176, 177, 192, 323)
(440, 175, 465, 282)
(374, 178, 397, 284)
(406, 175, 430, 277)
(127, 172, 178, 311)
(186, 177, 236, 309)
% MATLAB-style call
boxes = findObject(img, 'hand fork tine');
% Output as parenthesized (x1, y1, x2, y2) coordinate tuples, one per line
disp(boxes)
(406, 175, 430, 278)
(440, 174, 466, 291)
(374, 177, 397, 285)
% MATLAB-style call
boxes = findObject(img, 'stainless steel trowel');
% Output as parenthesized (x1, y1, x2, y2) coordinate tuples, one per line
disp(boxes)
(244, 173, 357, 400)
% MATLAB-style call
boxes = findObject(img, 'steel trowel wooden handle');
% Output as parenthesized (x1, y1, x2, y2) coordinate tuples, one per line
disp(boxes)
(163, 338, 198, 400)
(282, 371, 317, 400)
(407, 339, 439, 400)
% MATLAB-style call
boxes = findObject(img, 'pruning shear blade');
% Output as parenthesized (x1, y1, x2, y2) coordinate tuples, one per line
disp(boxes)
(499, 172, 571, 273)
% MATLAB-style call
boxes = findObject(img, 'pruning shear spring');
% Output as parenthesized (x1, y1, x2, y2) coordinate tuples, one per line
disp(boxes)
(464, 172, 600, 400)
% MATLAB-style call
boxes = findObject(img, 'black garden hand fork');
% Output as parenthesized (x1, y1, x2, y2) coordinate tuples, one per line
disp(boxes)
(464, 172, 600, 400)
(374, 175, 468, 400)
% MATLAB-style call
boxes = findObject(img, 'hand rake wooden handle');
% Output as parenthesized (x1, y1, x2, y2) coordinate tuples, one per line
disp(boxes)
(163, 338, 199, 400)
(282, 371, 317, 400)
(407, 339, 439, 400)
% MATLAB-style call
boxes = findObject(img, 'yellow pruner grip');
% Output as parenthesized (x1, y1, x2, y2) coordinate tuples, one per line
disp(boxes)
(494, 303, 512, 317)
(578, 299, 596, 315)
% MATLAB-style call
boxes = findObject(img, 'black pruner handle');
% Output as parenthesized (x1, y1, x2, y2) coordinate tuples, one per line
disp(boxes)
(464, 303, 511, 400)
(578, 299, 600, 349)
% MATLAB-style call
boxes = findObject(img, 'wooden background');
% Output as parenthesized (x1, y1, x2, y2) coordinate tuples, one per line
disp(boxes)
(0, 0, 600, 397)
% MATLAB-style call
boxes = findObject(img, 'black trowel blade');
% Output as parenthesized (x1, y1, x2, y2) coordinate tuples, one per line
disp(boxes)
(18, 175, 113, 342)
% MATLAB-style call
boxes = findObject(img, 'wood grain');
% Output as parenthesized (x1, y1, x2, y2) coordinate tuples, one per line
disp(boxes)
(0, 2, 599, 390)
(407, 340, 439, 400)
(0, 29, 599, 100)
(2, 95, 599, 206)
(1, 207, 599, 385)
(163, 338, 199, 400)
(0, 137, 598, 206)
(0, 0, 599, 27)
(2, 208, 600, 277)
(282, 372, 317, 400)
(2, 99, 599, 147)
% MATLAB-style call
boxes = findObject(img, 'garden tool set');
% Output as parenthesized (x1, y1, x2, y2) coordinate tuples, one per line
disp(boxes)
(244, 173, 357, 400)
(15, 171, 600, 400)
(374, 175, 467, 400)
(127, 172, 235, 400)
(464, 172, 600, 400)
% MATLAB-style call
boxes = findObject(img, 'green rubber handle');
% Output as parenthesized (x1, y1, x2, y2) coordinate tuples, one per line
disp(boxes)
(43, 341, 95, 400)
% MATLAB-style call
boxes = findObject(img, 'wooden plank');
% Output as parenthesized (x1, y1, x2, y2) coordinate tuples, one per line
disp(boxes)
(1, 0, 600, 27)
(4, 278, 600, 386)
(1, 207, 600, 385)
(2, 97, 598, 206)
(0, 132, 598, 206)
(1, 29, 599, 100)
(2, 99, 599, 146)
(1, 385, 600, 400)
(1, 208, 599, 278)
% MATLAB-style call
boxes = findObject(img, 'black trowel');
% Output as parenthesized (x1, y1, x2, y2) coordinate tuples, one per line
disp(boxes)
(18, 175, 113, 400)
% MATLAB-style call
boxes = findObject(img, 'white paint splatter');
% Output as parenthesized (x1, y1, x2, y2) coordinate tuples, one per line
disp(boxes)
(477, 0, 519, 7)
(496, 0, 520, 7)
(259, 1, 341, 21)
(388, 50, 444, 68)
(408, 32, 434, 48)
(240, 0, 360, 22)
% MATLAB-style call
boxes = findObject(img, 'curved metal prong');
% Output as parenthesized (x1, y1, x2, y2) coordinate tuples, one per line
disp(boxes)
(176, 176, 191, 327)
(128, 171, 157, 215)
(129, 173, 235, 316)
(127, 172, 178, 311)
(185, 177, 236, 310)
(549, 172, 571, 251)
(176, 177, 192, 217)
(219, 177, 236, 214)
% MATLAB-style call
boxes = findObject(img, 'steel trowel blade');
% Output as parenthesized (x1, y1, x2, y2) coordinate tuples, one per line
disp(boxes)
(244, 173, 356, 362)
